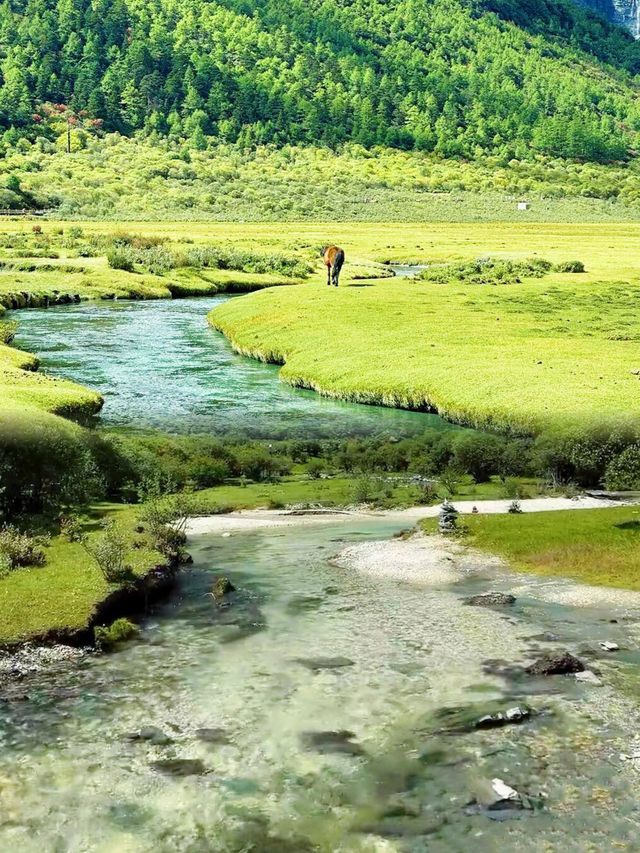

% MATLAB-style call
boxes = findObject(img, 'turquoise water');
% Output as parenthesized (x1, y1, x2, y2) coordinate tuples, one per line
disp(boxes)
(13, 296, 450, 438)
(2, 517, 640, 851)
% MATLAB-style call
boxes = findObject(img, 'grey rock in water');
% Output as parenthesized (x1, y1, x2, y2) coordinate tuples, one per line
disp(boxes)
(475, 706, 532, 729)
(295, 656, 355, 671)
(211, 576, 236, 600)
(301, 730, 365, 756)
(526, 651, 585, 675)
(575, 670, 603, 685)
(151, 758, 207, 776)
(463, 592, 516, 608)
(126, 726, 174, 746)
(195, 727, 231, 744)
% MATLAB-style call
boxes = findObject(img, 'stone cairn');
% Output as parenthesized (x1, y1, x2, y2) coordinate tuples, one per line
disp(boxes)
(438, 500, 459, 533)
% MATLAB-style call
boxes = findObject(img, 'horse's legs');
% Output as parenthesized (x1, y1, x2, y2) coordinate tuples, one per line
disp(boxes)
(326, 265, 331, 286)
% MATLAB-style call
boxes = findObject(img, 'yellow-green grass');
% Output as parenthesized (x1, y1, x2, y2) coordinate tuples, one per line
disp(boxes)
(0, 503, 161, 644)
(421, 507, 640, 590)
(189, 473, 538, 514)
(208, 221, 640, 435)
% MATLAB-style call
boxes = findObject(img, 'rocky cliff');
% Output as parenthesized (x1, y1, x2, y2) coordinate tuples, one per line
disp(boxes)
(577, 0, 640, 37)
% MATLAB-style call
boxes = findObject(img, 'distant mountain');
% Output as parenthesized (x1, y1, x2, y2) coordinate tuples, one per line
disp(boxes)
(576, 0, 640, 38)
(1, 0, 640, 163)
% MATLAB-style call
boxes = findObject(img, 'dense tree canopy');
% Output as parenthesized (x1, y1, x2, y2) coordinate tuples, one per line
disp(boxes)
(0, 0, 639, 162)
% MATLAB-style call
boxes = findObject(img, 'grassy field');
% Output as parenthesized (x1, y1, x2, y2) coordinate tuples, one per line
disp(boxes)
(208, 220, 640, 436)
(5, 217, 640, 445)
(7, 138, 640, 222)
(0, 503, 161, 644)
(421, 506, 640, 590)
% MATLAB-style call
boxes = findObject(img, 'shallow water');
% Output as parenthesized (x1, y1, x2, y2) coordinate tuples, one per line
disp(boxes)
(389, 264, 426, 278)
(2, 518, 640, 851)
(12, 296, 446, 438)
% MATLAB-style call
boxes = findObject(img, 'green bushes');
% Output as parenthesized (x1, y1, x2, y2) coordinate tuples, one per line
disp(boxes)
(605, 445, 640, 490)
(420, 257, 567, 285)
(82, 519, 133, 584)
(94, 617, 139, 651)
(107, 247, 136, 272)
(0, 525, 47, 575)
(554, 260, 585, 273)
(0, 414, 102, 519)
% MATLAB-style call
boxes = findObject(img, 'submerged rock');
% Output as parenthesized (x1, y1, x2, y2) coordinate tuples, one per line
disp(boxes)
(211, 576, 236, 600)
(526, 651, 585, 676)
(575, 670, 603, 685)
(125, 726, 174, 746)
(294, 656, 355, 671)
(475, 706, 532, 729)
(463, 592, 516, 608)
(466, 777, 536, 822)
(301, 729, 365, 756)
(151, 758, 207, 777)
(195, 727, 231, 744)
(285, 595, 325, 614)
(434, 702, 535, 734)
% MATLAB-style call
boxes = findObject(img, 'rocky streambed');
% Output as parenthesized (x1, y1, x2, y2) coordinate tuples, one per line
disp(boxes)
(1, 514, 640, 851)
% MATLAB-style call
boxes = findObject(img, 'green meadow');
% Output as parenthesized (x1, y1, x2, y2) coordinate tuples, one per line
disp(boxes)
(421, 506, 640, 591)
(0, 503, 161, 644)
(209, 220, 640, 437)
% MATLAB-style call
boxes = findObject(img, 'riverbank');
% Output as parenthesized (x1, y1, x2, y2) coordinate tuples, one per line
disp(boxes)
(7, 511, 640, 849)
(0, 503, 170, 648)
(209, 220, 640, 440)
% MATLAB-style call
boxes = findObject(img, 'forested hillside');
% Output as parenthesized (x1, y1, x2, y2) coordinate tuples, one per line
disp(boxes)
(1, 0, 640, 163)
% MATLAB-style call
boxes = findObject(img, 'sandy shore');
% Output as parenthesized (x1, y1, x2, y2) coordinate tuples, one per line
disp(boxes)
(187, 495, 640, 609)
(186, 494, 625, 537)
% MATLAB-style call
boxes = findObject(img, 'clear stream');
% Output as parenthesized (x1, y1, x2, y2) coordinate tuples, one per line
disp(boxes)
(2, 518, 640, 851)
(13, 274, 440, 439)
(7, 279, 640, 850)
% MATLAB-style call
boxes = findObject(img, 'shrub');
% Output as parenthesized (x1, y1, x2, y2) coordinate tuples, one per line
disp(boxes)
(31, 224, 42, 234)
(83, 519, 133, 584)
(352, 474, 377, 504)
(0, 320, 16, 344)
(0, 415, 103, 519)
(420, 257, 553, 286)
(605, 445, 640, 490)
(439, 464, 462, 495)
(59, 514, 84, 542)
(94, 617, 139, 650)
(306, 458, 326, 479)
(139, 488, 192, 560)
(453, 433, 504, 482)
(107, 247, 136, 272)
(554, 260, 585, 273)
(0, 525, 47, 569)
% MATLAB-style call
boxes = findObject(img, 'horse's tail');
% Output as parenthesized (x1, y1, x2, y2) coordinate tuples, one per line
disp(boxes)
(332, 248, 345, 275)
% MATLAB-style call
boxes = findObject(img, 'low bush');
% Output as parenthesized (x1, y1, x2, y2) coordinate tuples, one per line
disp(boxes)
(554, 260, 585, 273)
(94, 617, 139, 650)
(605, 445, 640, 490)
(0, 524, 47, 570)
(420, 257, 553, 286)
(106, 247, 136, 272)
(83, 519, 133, 584)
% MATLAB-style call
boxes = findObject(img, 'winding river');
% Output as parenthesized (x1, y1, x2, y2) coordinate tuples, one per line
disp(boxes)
(13, 289, 444, 439)
(2, 515, 640, 850)
(6, 282, 640, 849)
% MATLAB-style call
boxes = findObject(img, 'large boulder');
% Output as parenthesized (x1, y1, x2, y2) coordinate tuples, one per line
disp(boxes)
(526, 651, 585, 676)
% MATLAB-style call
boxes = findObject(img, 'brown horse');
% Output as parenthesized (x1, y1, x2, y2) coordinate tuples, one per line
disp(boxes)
(323, 245, 345, 287)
